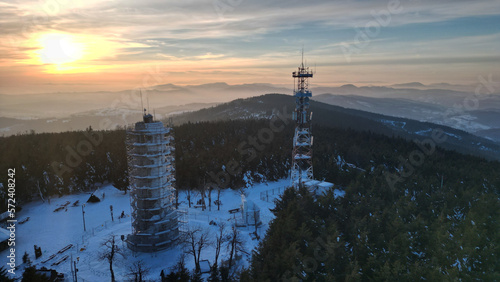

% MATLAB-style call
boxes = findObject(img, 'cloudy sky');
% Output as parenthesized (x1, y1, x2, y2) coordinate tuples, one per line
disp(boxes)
(1, 0, 499, 93)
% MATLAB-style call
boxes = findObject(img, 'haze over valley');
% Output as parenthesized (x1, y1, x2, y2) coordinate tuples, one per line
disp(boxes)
(2, 82, 500, 143)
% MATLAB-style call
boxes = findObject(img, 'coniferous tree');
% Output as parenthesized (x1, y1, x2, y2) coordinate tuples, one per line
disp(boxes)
(0, 266, 14, 282)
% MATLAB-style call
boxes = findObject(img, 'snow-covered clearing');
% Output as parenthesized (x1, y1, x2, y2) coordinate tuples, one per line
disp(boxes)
(1, 180, 297, 281)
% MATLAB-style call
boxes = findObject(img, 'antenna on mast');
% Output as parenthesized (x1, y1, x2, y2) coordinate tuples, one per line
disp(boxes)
(301, 47, 304, 67)
(147, 95, 150, 114)
(140, 89, 145, 116)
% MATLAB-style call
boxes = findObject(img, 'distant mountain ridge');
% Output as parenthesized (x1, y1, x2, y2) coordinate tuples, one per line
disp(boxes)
(1, 81, 491, 119)
(0, 103, 218, 136)
(171, 94, 500, 161)
(2, 82, 500, 140)
(0, 82, 291, 119)
(314, 93, 500, 142)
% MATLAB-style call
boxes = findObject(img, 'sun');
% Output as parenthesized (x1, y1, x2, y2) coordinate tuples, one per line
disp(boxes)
(36, 33, 84, 65)
(29, 32, 121, 73)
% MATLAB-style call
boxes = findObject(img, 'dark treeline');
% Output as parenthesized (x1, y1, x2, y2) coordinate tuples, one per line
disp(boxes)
(0, 119, 294, 209)
(175, 119, 293, 189)
(1, 119, 499, 279)
(0, 128, 128, 208)
(1, 120, 499, 209)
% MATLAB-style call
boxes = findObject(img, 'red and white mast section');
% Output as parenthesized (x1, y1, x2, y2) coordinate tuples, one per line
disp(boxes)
(291, 52, 314, 188)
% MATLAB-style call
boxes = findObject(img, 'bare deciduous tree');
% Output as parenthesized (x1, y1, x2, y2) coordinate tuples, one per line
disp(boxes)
(99, 235, 125, 282)
(208, 185, 212, 212)
(128, 260, 150, 282)
(187, 186, 192, 208)
(201, 186, 206, 211)
(216, 187, 221, 211)
(227, 225, 244, 270)
(183, 227, 211, 273)
(213, 222, 226, 269)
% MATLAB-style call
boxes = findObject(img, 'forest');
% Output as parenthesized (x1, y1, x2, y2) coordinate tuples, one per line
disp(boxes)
(0, 118, 499, 280)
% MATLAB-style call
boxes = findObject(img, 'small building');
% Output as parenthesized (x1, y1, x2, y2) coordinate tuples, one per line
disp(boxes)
(199, 260, 211, 274)
(237, 195, 261, 227)
(303, 180, 334, 196)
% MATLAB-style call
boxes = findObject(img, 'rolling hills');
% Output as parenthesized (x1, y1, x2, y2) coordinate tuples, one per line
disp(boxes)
(171, 94, 500, 161)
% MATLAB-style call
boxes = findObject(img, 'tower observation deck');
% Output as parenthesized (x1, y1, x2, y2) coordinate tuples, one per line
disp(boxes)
(126, 112, 178, 252)
(291, 57, 314, 188)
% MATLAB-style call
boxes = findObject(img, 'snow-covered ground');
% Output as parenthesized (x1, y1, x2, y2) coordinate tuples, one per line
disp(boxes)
(1, 179, 299, 281)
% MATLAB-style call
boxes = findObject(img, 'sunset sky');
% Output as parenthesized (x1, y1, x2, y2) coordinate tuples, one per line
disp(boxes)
(1, 0, 499, 94)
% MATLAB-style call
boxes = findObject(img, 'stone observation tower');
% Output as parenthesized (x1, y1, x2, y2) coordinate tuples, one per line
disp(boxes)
(126, 111, 178, 252)
(291, 53, 314, 188)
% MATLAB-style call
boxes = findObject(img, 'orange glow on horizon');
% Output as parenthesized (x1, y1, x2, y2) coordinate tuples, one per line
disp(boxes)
(26, 32, 126, 74)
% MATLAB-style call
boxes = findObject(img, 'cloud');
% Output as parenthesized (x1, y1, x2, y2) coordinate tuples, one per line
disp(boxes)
(1, 0, 499, 93)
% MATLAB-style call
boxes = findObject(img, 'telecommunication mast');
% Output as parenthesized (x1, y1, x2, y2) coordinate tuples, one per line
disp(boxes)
(291, 53, 314, 188)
